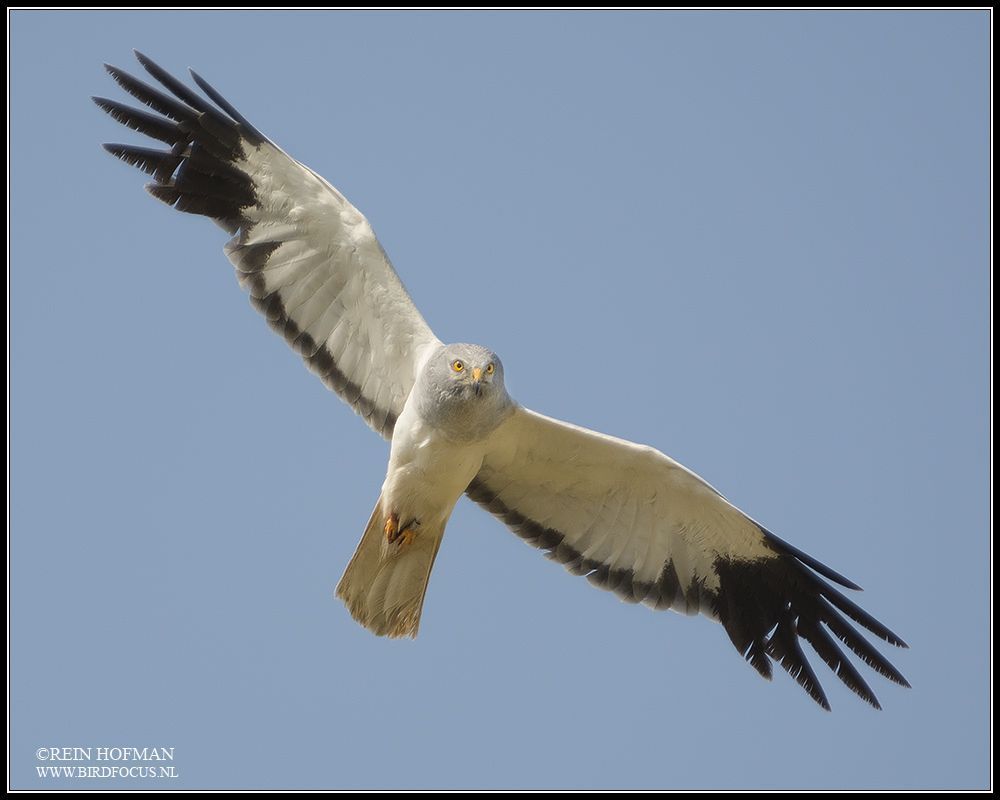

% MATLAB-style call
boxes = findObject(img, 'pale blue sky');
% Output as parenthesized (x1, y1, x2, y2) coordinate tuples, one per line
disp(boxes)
(10, 10, 989, 790)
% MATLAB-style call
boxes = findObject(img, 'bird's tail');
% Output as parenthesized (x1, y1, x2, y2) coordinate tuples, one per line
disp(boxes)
(335, 497, 446, 638)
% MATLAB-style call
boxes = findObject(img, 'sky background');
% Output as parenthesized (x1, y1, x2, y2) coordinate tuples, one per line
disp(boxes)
(9, 10, 990, 791)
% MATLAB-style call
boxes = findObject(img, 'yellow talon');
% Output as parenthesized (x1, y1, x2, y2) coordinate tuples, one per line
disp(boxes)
(384, 512, 400, 543)
(399, 528, 417, 547)
(384, 512, 417, 546)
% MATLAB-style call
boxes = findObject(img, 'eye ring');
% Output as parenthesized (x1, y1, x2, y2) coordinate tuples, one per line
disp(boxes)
(452, 360, 465, 372)
(486, 363, 495, 375)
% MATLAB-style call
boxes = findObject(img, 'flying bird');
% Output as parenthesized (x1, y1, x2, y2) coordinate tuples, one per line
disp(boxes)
(96, 51, 909, 710)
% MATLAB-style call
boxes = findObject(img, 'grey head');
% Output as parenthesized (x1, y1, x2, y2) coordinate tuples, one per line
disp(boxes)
(414, 343, 515, 441)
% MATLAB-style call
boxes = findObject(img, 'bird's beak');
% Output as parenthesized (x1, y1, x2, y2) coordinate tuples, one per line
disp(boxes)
(472, 367, 483, 382)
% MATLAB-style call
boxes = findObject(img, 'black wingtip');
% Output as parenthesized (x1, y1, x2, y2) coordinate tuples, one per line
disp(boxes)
(714, 551, 909, 709)
(131, 51, 162, 82)
(188, 67, 267, 145)
(188, 68, 207, 86)
(760, 527, 864, 591)
(816, 579, 908, 647)
(101, 142, 138, 159)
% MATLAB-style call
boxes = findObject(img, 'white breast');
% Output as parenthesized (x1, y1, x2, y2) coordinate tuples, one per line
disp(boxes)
(380, 396, 489, 529)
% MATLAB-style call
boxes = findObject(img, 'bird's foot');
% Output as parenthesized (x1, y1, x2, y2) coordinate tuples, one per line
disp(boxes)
(384, 512, 400, 543)
(385, 513, 418, 547)
(398, 527, 417, 547)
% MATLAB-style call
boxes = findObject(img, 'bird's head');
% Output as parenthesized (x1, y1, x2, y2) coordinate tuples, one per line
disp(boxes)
(438, 343, 505, 398)
(415, 343, 514, 439)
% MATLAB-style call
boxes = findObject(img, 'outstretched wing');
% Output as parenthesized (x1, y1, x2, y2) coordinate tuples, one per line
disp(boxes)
(95, 51, 441, 438)
(469, 407, 909, 710)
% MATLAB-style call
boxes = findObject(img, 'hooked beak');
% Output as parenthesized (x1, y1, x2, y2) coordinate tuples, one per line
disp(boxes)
(472, 367, 483, 382)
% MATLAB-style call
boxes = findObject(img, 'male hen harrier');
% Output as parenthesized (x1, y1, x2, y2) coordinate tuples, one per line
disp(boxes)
(96, 51, 909, 710)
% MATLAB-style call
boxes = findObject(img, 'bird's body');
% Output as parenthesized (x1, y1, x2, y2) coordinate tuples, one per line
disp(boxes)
(384, 346, 513, 530)
(383, 397, 491, 536)
(97, 51, 910, 709)
(338, 343, 515, 636)
(337, 344, 515, 636)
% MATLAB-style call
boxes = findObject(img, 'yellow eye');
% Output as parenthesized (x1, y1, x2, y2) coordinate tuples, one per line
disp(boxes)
(486, 363, 495, 375)
(452, 360, 464, 372)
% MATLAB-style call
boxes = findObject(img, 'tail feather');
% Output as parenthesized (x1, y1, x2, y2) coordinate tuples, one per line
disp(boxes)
(335, 499, 445, 638)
